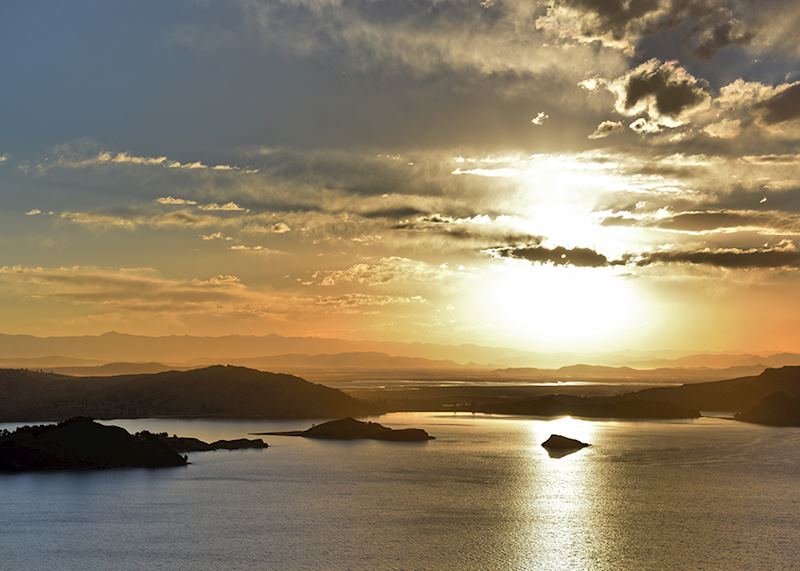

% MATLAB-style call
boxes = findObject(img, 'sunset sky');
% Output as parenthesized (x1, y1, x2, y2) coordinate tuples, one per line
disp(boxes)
(1, 0, 799, 353)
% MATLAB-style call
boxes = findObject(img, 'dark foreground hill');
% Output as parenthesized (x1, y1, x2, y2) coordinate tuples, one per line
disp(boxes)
(0, 365, 371, 422)
(478, 367, 800, 421)
(635, 366, 800, 412)
(0, 417, 187, 471)
(734, 392, 800, 426)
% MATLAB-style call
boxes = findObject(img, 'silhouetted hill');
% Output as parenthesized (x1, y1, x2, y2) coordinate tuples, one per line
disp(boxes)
(50, 362, 179, 376)
(635, 366, 800, 411)
(0, 417, 187, 471)
(259, 417, 434, 441)
(734, 392, 800, 426)
(0, 365, 371, 422)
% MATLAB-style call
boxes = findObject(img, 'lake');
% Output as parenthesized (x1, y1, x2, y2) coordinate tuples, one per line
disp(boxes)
(1, 413, 799, 570)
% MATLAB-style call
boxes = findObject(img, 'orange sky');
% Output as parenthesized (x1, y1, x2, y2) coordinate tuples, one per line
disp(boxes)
(2, 1, 800, 355)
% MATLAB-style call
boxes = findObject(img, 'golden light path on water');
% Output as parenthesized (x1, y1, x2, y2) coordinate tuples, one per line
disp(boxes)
(511, 416, 599, 570)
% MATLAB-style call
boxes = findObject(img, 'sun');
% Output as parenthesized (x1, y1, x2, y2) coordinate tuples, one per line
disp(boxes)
(471, 260, 645, 352)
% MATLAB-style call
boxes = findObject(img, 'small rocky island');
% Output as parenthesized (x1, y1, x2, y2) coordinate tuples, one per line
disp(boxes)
(0, 417, 268, 472)
(541, 434, 590, 450)
(257, 417, 434, 441)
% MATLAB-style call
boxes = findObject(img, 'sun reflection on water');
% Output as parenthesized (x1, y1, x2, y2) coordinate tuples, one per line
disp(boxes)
(511, 416, 600, 570)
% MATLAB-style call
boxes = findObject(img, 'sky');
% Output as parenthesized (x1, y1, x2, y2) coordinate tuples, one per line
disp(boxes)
(1, 0, 799, 353)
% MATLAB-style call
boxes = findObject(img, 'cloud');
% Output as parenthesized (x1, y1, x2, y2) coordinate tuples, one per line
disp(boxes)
(314, 293, 426, 310)
(392, 213, 540, 244)
(691, 7, 753, 58)
(44, 150, 258, 174)
(311, 257, 457, 287)
(201, 232, 233, 241)
(239, 0, 622, 80)
(531, 112, 550, 126)
(629, 117, 663, 134)
(759, 82, 800, 125)
(602, 208, 800, 234)
(608, 59, 710, 128)
(244, 222, 291, 234)
(0, 266, 249, 312)
(702, 118, 741, 138)
(0, 265, 423, 327)
(485, 244, 610, 267)
(632, 241, 800, 268)
(199, 201, 248, 212)
(589, 120, 624, 139)
(157, 196, 198, 206)
(228, 244, 283, 254)
(536, 0, 754, 57)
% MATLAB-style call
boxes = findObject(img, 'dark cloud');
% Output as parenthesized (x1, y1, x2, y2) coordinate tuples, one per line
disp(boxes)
(692, 14, 754, 59)
(564, 0, 662, 41)
(394, 214, 541, 243)
(602, 209, 797, 233)
(632, 243, 800, 268)
(539, 0, 754, 57)
(759, 83, 800, 124)
(658, 210, 776, 232)
(622, 60, 708, 118)
(487, 244, 610, 267)
(360, 206, 429, 219)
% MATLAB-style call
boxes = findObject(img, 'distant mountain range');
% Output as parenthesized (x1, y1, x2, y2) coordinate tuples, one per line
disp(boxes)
(2, 332, 800, 379)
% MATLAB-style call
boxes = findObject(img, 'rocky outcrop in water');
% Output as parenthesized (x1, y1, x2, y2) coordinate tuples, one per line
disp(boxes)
(541, 434, 590, 450)
(258, 417, 434, 441)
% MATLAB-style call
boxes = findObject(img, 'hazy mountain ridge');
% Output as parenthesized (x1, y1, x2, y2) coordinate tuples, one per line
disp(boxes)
(6, 332, 798, 369)
(2, 332, 798, 372)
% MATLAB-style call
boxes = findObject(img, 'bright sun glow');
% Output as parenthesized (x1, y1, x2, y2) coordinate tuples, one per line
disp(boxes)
(473, 261, 644, 352)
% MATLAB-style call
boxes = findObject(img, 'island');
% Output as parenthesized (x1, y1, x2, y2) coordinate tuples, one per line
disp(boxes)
(0, 417, 270, 472)
(542, 434, 590, 449)
(541, 434, 590, 458)
(0, 417, 187, 471)
(256, 417, 435, 441)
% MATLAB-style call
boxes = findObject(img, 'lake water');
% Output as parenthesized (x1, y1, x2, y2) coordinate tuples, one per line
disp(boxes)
(1, 413, 799, 570)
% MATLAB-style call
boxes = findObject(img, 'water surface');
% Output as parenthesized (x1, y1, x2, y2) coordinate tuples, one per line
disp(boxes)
(1, 413, 798, 570)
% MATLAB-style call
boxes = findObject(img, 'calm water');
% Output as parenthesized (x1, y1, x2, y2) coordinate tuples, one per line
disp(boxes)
(1, 413, 799, 570)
